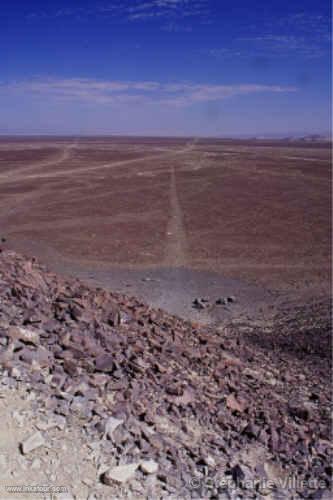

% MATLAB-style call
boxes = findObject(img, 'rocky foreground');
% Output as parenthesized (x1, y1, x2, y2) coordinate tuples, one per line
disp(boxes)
(0, 249, 331, 499)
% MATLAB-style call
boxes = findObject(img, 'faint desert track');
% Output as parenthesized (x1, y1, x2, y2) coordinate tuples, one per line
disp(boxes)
(164, 165, 188, 267)
(282, 156, 330, 162)
(0, 142, 78, 182)
(0, 141, 195, 184)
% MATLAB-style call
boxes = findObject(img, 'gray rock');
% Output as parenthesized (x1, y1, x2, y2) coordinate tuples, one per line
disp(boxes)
(105, 416, 124, 440)
(54, 415, 67, 431)
(11, 366, 23, 380)
(31, 457, 41, 470)
(12, 410, 25, 427)
(7, 326, 40, 345)
(140, 459, 159, 474)
(21, 431, 45, 455)
(36, 415, 66, 431)
(102, 463, 139, 485)
(203, 455, 216, 468)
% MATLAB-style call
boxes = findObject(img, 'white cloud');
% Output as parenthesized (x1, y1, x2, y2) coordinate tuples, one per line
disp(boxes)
(0, 78, 297, 107)
(280, 12, 330, 36)
(207, 19, 330, 62)
(206, 48, 242, 59)
(161, 22, 192, 32)
(26, 0, 210, 27)
(238, 33, 329, 59)
(239, 11, 331, 59)
(203, 10, 330, 61)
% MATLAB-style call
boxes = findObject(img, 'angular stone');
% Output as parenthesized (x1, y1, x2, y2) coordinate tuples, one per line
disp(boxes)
(203, 455, 216, 468)
(54, 415, 67, 431)
(21, 431, 45, 455)
(7, 326, 39, 345)
(140, 460, 159, 475)
(226, 394, 247, 413)
(107, 307, 121, 327)
(63, 359, 78, 377)
(35, 346, 51, 367)
(105, 416, 124, 440)
(95, 354, 115, 373)
(12, 410, 25, 427)
(0, 344, 15, 366)
(102, 463, 139, 485)
(288, 401, 310, 421)
(31, 458, 41, 470)
(11, 366, 22, 379)
(69, 305, 83, 321)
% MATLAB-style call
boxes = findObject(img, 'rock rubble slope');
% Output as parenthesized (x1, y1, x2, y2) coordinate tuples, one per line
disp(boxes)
(0, 249, 331, 499)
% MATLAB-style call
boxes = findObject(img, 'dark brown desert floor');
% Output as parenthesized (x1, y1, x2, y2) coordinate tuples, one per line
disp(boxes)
(0, 137, 331, 323)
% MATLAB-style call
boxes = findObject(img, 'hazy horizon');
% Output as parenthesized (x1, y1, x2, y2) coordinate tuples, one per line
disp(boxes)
(0, 132, 330, 139)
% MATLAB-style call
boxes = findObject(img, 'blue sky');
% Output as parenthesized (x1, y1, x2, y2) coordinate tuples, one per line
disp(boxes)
(0, 0, 331, 136)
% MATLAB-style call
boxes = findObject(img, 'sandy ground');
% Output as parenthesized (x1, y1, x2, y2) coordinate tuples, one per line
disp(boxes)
(48, 263, 281, 326)
(0, 382, 96, 499)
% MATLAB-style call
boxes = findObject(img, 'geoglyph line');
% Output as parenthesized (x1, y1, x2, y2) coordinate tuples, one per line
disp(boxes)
(0, 141, 195, 184)
(0, 142, 78, 182)
(164, 165, 188, 267)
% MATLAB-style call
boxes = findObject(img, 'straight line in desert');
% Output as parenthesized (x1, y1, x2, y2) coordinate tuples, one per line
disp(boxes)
(164, 165, 188, 267)
(0, 141, 78, 182)
(0, 140, 195, 184)
(282, 156, 330, 163)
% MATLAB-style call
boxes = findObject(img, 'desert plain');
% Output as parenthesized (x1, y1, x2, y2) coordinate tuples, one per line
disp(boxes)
(0, 136, 331, 322)
(0, 136, 332, 499)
